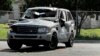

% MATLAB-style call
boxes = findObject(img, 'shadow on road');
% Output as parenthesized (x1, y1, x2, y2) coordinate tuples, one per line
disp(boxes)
(0, 46, 67, 53)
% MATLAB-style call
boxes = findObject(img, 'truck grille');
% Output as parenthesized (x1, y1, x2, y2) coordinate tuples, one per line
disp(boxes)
(15, 36, 37, 38)
(11, 25, 38, 34)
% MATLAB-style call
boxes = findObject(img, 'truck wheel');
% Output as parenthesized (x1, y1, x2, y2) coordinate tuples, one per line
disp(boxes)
(44, 33, 58, 50)
(32, 45, 39, 48)
(65, 32, 74, 47)
(7, 39, 22, 50)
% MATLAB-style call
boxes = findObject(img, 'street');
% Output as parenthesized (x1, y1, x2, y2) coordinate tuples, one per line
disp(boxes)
(0, 41, 100, 56)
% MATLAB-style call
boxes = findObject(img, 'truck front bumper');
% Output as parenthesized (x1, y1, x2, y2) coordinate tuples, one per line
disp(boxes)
(7, 32, 52, 42)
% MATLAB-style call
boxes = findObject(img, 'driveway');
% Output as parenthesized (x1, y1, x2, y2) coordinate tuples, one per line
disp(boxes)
(0, 41, 100, 56)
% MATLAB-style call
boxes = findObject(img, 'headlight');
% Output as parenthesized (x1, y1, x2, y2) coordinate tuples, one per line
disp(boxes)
(38, 27, 49, 33)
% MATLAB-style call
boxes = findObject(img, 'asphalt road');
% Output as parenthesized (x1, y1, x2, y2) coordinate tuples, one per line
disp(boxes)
(0, 41, 100, 56)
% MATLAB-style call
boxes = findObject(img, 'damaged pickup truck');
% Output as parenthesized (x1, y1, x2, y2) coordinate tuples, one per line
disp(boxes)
(7, 7, 76, 50)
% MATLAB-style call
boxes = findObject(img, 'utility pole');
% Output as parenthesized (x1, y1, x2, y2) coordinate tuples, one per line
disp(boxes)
(76, 0, 78, 36)
(49, 0, 52, 7)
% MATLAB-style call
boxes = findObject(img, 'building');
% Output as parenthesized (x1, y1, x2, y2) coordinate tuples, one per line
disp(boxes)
(81, 14, 100, 28)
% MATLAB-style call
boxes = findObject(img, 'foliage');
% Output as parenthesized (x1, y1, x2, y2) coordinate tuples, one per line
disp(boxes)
(24, 0, 100, 11)
(77, 0, 100, 11)
(76, 11, 88, 36)
(24, 0, 74, 10)
(0, 0, 12, 11)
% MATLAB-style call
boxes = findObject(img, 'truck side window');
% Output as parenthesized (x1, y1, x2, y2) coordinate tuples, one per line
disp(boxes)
(68, 12, 72, 20)
(65, 11, 68, 21)
(60, 11, 64, 19)
(59, 11, 65, 27)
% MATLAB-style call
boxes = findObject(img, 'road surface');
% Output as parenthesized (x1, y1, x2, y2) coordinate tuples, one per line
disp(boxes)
(0, 41, 100, 56)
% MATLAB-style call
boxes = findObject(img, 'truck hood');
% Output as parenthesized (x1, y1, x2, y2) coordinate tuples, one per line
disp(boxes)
(13, 19, 57, 27)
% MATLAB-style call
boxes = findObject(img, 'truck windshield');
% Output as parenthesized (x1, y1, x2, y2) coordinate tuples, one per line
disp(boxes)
(24, 9, 57, 19)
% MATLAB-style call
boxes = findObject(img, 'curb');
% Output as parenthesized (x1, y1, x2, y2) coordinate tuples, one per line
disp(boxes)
(0, 39, 7, 41)
(74, 40, 100, 43)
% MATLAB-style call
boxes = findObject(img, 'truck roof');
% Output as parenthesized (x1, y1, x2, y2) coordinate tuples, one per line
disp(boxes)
(28, 7, 70, 12)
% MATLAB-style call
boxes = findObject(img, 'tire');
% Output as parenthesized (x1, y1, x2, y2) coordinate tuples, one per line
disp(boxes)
(7, 39, 22, 50)
(44, 33, 58, 50)
(65, 32, 74, 47)
(32, 45, 39, 48)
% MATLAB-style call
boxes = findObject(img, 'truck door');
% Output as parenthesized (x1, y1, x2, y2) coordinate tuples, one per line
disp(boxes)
(65, 11, 75, 39)
(58, 10, 68, 42)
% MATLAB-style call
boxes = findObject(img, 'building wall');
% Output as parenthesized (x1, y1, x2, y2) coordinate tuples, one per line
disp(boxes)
(0, 13, 9, 23)
(81, 16, 91, 28)
(97, 15, 100, 28)
(81, 14, 100, 29)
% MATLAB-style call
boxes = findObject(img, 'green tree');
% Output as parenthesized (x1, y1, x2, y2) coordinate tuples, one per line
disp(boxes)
(24, 0, 50, 8)
(77, 0, 100, 11)
(0, 0, 12, 10)
(24, 0, 100, 11)
(24, 0, 71, 10)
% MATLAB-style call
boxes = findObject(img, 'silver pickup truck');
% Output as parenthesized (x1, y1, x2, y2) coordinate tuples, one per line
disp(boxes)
(7, 7, 76, 50)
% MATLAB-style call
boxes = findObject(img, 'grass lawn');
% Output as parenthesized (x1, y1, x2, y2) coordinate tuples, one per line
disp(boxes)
(0, 24, 9, 40)
(77, 29, 100, 40)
